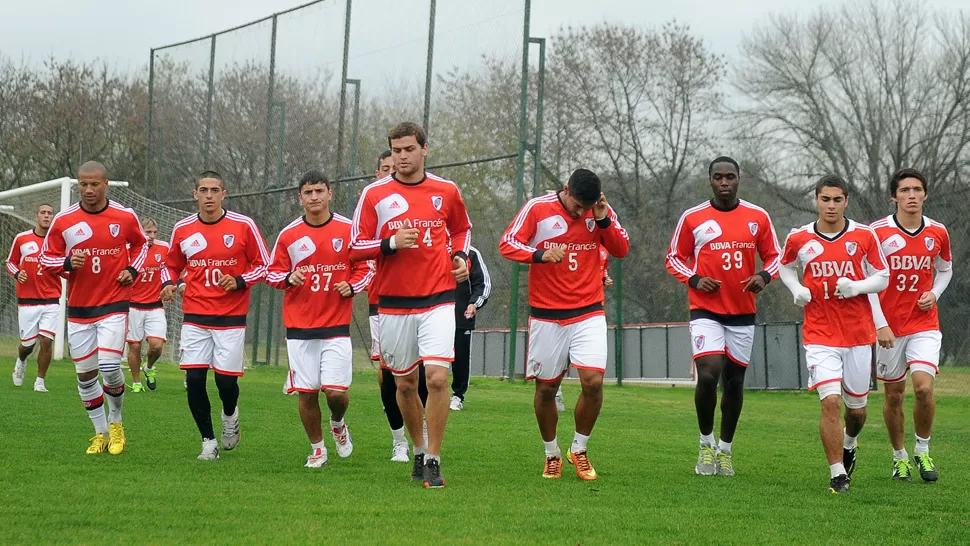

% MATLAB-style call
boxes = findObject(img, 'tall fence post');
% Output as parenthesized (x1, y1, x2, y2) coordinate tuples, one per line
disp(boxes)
(529, 37, 545, 197)
(423, 0, 437, 133)
(264, 15, 278, 182)
(145, 49, 155, 187)
(203, 35, 217, 166)
(614, 259, 624, 385)
(347, 79, 361, 177)
(336, 0, 352, 177)
(507, 0, 532, 383)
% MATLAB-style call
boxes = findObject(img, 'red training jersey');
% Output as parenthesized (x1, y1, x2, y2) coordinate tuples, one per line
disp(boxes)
(666, 200, 781, 319)
(267, 214, 374, 337)
(870, 215, 952, 337)
(350, 173, 471, 314)
(781, 219, 887, 347)
(40, 201, 148, 323)
(499, 192, 630, 322)
(130, 240, 169, 308)
(7, 230, 62, 304)
(162, 210, 268, 328)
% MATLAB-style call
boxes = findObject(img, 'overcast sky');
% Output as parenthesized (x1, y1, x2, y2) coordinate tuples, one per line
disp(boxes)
(1, 0, 965, 77)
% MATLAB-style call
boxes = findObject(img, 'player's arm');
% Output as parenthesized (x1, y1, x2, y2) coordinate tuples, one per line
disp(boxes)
(666, 210, 719, 293)
(447, 186, 473, 263)
(499, 202, 552, 263)
(229, 222, 270, 291)
(468, 248, 491, 310)
(125, 213, 149, 278)
(779, 231, 812, 306)
(6, 236, 23, 280)
(867, 293, 895, 348)
(834, 231, 889, 298)
(265, 232, 295, 290)
(39, 216, 73, 274)
(160, 230, 186, 301)
(347, 259, 376, 296)
(921, 227, 953, 311)
(349, 190, 386, 261)
(594, 198, 630, 259)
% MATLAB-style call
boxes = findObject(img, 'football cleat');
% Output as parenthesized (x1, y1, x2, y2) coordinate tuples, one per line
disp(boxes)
(305, 447, 328, 468)
(843, 446, 857, 477)
(569, 450, 598, 480)
(12, 360, 26, 387)
(892, 458, 913, 481)
(143, 367, 157, 391)
(449, 396, 463, 411)
(131, 382, 146, 393)
(914, 454, 938, 482)
(542, 455, 563, 479)
(423, 458, 446, 488)
(391, 441, 410, 463)
(221, 408, 240, 451)
(411, 452, 425, 481)
(716, 452, 735, 476)
(33, 378, 48, 393)
(331, 423, 353, 458)
(828, 474, 850, 494)
(107, 423, 126, 455)
(86, 433, 109, 455)
(198, 439, 219, 461)
(695, 445, 717, 475)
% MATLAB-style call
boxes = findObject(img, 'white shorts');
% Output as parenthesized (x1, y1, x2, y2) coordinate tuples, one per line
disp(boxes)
(805, 344, 871, 409)
(379, 304, 455, 375)
(68, 313, 128, 373)
(876, 330, 942, 382)
(19, 304, 59, 347)
(369, 315, 381, 361)
(179, 324, 246, 376)
(127, 307, 167, 343)
(285, 337, 353, 392)
(526, 314, 608, 382)
(689, 318, 755, 366)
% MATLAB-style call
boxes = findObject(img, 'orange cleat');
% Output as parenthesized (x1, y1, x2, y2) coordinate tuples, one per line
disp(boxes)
(568, 450, 598, 480)
(542, 455, 563, 479)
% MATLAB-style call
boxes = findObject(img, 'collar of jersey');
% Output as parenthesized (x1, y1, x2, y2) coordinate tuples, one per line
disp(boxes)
(197, 209, 227, 225)
(303, 213, 333, 228)
(813, 218, 851, 242)
(709, 198, 740, 212)
(891, 213, 925, 237)
(32, 229, 46, 238)
(79, 200, 110, 215)
(392, 173, 427, 186)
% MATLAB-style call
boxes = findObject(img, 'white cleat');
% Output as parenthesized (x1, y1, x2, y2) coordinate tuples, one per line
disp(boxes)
(555, 390, 566, 413)
(305, 447, 328, 468)
(331, 422, 353, 459)
(449, 395, 463, 411)
(33, 378, 48, 393)
(391, 441, 410, 463)
(12, 360, 26, 387)
(198, 439, 220, 460)
(221, 408, 240, 451)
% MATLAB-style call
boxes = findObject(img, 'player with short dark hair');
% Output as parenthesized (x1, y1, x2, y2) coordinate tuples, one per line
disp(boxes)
(268, 169, 374, 467)
(666, 156, 781, 476)
(868, 167, 951, 482)
(351, 122, 472, 488)
(40, 161, 149, 455)
(8, 203, 60, 392)
(161, 170, 269, 460)
(500, 168, 630, 481)
(779, 174, 889, 493)
(126, 217, 170, 392)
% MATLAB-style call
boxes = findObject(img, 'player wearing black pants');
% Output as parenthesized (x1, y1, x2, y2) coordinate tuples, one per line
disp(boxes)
(450, 246, 490, 411)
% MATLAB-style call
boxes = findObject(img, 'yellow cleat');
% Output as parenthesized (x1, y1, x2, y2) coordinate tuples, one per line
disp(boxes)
(108, 423, 126, 455)
(86, 433, 109, 455)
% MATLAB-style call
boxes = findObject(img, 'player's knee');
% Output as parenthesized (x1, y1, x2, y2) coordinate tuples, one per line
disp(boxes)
(884, 387, 905, 407)
(213, 372, 238, 390)
(820, 394, 841, 414)
(185, 368, 207, 389)
(148, 339, 164, 353)
(694, 362, 721, 385)
(425, 373, 449, 392)
(535, 381, 559, 400)
(579, 374, 604, 393)
(38, 337, 53, 351)
(128, 341, 142, 353)
(913, 380, 934, 402)
(100, 364, 124, 388)
(77, 369, 99, 382)
(844, 405, 867, 421)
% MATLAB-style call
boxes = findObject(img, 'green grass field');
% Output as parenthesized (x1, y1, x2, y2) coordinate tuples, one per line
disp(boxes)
(2, 360, 969, 545)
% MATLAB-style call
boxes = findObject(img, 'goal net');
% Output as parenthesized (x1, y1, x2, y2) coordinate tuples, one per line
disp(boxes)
(0, 177, 193, 362)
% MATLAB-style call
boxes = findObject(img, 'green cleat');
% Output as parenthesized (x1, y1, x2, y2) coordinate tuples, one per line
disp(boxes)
(892, 458, 913, 481)
(144, 367, 158, 391)
(131, 382, 146, 393)
(913, 454, 938, 482)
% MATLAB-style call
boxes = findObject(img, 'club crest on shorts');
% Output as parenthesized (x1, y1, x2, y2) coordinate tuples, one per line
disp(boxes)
(693, 335, 705, 350)
(749, 222, 758, 236)
(878, 362, 888, 376)
(332, 238, 344, 252)
(586, 218, 595, 232)
(845, 241, 857, 256)
(925, 237, 935, 251)
(431, 195, 443, 210)
(808, 365, 816, 383)
(109, 223, 120, 238)
(224, 234, 235, 248)
(528, 359, 541, 377)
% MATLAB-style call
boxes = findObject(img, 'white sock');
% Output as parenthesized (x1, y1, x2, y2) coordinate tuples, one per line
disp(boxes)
(310, 440, 325, 454)
(914, 435, 930, 455)
(391, 427, 406, 443)
(413, 444, 426, 456)
(718, 439, 732, 455)
(830, 462, 846, 478)
(700, 433, 716, 448)
(426, 453, 440, 463)
(132, 381, 142, 386)
(843, 429, 857, 450)
(544, 438, 561, 457)
(78, 378, 109, 435)
(570, 432, 590, 454)
(330, 418, 345, 431)
(893, 448, 908, 460)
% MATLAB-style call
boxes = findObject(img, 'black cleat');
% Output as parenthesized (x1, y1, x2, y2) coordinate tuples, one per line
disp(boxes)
(892, 458, 913, 481)
(410, 452, 425, 481)
(828, 474, 850, 494)
(843, 447, 857, 477)
(913, 454, 938, 482)
(423, 458, 445, 488)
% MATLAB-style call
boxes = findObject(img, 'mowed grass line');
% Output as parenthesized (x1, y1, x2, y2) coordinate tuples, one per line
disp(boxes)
(1, 361, 969, 545)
